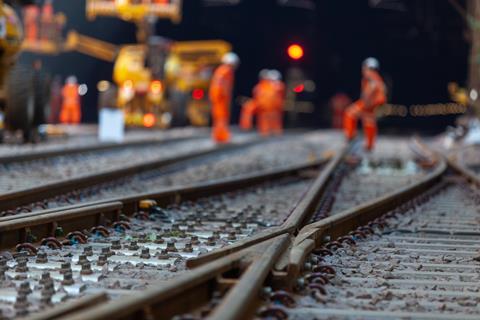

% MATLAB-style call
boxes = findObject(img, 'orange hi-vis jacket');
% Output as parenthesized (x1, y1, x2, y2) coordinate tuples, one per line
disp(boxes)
(209, 64, 235, 120)
(360, 69, 386, 111)
(343, 69, 386, 150)
(62, 83, 80, 108)
(240, 79, 285, 135)
(60, 83, 81, 124)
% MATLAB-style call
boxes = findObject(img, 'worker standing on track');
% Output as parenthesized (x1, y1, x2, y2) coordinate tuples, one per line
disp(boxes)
(240, 69, 286, 136)
(209, 52, 240, 143)
(60, 76, 82, 125)
(343, 57, 387, 151)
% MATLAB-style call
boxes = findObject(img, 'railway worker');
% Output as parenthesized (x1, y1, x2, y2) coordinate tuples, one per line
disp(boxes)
(343, 57, 387, 151)
(240, 69, 286, 136)
(209, 52, 240, 143)
(23, 4, 39, 42)
(60, 76, 82, 125)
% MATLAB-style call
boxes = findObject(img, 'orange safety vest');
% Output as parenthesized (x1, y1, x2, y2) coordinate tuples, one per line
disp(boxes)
(209, 64, 234, 119)
(254, 79, 285, 113)
(62, 84, 80, 109)
(361, 69, 386, 110)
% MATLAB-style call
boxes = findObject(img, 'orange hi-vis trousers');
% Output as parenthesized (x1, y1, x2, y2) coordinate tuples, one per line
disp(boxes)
(60, 105, 81, 124)
(344, 100, 377, 151)
(211, 101, 230, 143)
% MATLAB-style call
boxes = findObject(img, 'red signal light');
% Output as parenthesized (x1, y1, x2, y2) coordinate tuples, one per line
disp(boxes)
(293, 84, 305, 93)
(192, 89, 205, 100)
(287, 44, 304, 60)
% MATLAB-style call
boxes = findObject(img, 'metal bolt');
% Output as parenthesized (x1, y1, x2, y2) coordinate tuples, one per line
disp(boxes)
(15, 260, 28, 273)
(128, 241, 139, 251)
(111, 240, 121, 250)
(182, 242, 193, 253)
(206, 237, 216, 246)
(140, 248, 150, 259)
(77, 255, 88, 265)
(60, 262, 71, 274)
(166, 241, 177, 252)
(39, 272, 51, 285)
(18, 282, 32, 295)
(157, 249, 169, 259)
(36, 252, 48, 264)
(62, 272, 75, 286)
(101, 247, 113, 257)
(42, 280, 55, 296)
(190, 236, 200, 245)
(83, 246, 93, 256)
(97, 255, 107, 266)
(81, 262, 93, 275)
(14, 293, 29, 315)
(134, 233, 144, 243)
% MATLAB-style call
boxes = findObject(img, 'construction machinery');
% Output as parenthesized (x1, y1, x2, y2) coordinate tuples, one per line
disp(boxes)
(72, 0, 231, 128)
(67, 30, 231, 128)
(0, 0, 63, 142)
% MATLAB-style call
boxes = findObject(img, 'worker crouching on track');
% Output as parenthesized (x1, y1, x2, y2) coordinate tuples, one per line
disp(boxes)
(209, 52, 240, 143)
(240, 69, 286, 136)
(344, 57, 387, 151)
(60, 76, 82, 125)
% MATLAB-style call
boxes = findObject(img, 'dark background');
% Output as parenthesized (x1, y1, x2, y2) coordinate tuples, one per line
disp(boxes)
(18, 0, 469, 132)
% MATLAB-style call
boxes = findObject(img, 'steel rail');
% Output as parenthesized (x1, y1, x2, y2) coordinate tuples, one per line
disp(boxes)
(0, 135, 202, 164)
(285, 156, 447, 282)
(0, 138, 263, 212)
(0, 159, 325, 252)
(186, 143, 349, 268)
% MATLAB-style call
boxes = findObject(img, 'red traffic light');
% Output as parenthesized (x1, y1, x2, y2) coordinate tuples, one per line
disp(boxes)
(192, 88, 205, 100)
(293, 84, 305, 93)
(287, 44, 304, 60)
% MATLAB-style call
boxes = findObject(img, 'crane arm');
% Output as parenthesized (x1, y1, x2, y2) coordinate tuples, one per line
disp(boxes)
(64, 31, 118, 62)
(86, 0, 183, 24)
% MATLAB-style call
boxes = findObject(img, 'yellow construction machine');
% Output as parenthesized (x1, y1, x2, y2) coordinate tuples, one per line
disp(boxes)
(73, 0, 231, 128)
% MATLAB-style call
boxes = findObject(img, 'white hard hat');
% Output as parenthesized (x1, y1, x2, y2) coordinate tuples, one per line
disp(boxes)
(268, 69, 282, 81)
(66, 75, 78, 84)
(222, 52, 240, 67)
(363, 57, 380, 70)
(259, 69, 270, 79)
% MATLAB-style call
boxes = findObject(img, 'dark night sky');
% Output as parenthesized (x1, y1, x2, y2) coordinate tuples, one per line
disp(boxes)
(18, 0, 469, 132)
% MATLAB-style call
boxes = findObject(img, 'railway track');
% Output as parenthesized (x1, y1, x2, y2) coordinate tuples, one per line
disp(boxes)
(0, 127, 208, 164)
(19, 135, 439, 320)
(0, 131, 342, 319)
(0, 132, 333, 216)
(0, 133, 455, 319)
(0, 161, 323, 319)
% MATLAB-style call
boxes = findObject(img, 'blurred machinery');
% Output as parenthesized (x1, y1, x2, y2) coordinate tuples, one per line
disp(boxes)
(72, 0, 230, 128)
(65, 34, 230, 128)
(0, 0, 62, 142)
